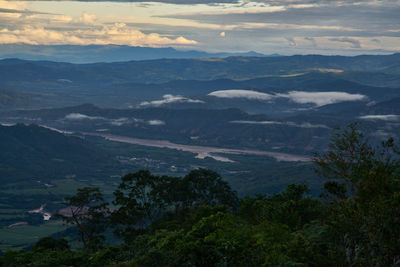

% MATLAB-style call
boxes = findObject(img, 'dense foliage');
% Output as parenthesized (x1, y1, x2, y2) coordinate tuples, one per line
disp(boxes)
(0, 124, 115, 184)
(1, 125, 400, 266)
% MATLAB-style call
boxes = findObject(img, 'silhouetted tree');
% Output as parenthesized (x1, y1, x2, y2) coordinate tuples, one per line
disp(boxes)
(58, 187, 109, 251)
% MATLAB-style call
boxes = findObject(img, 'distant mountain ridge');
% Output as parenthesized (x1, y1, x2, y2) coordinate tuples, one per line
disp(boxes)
(0, 44, 270, 63)
(1, 53, 399, 85)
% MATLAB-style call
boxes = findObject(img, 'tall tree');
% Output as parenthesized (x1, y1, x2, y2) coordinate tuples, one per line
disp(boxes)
(112, 170, 167, 242)
(58, 187, 109, 251)
(314, 124, 400, 266)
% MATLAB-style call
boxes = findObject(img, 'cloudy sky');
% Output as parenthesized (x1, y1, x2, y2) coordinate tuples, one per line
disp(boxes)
(1, 0, 399, 55)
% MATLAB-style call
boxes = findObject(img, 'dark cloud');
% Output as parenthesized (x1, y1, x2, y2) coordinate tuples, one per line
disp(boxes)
(163, 4, 400, 38)
(304, 37, 317, 47)
(329, 37, 361, 48)
(253, 0, 399, 6)
(0, 8, 53, 15)
(285, 37, 297, 46)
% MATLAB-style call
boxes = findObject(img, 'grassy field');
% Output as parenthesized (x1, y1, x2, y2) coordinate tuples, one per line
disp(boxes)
(0, 221, 67, 252)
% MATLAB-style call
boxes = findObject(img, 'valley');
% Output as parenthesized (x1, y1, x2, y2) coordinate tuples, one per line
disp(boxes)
(1, 54, 400, 253)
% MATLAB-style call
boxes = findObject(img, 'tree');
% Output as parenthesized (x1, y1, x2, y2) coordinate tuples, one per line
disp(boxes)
(313, 124, 400, 266)
(112, 170, 167, 242)
(239, 184, 322, 231)
(33, 237, 69, 251)
(58, 187, 109, 251)
(179, 169, 240, 210)
(111, 169, 239, 243)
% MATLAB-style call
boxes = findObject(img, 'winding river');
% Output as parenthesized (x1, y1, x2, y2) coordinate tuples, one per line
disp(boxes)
(83, 132, 311, 163)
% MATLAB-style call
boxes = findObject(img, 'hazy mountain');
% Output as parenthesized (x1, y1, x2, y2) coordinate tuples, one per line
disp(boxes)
(0, 44, 268, 63)
(1, 54, 400, 85)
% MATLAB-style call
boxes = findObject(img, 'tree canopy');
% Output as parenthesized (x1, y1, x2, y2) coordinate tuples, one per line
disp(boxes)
(2, 125, 400, 266)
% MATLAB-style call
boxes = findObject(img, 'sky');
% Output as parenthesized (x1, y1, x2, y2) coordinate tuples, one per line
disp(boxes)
(0, 0, 399, 55)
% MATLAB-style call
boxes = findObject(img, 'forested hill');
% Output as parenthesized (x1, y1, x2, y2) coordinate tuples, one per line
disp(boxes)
(0, 124, 113, 184)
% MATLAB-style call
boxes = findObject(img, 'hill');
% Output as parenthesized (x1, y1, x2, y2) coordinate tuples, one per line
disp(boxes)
(0, 124, 114, 184)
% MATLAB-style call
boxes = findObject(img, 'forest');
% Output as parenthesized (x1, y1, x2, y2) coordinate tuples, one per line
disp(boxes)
(1, 124, 399, 266)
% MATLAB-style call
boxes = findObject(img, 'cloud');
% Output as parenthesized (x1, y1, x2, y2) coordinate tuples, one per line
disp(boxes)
(209, 90, 366, 106)
(285, 37, 296, 46)
(0, 8, 51, 15)
(139, 94, 204, 107)
(359, 115, 400, 121)
(13, 0, 392, 5)
(208, 89, 274, 100)
(277, 91, 367, 106)
(0, 24, 197, 46)
(79, 12, 97, 24)
(157, 0, 400, 54)
(329, 37, 361, 48)
(64, 113, 141, 126)
(0, 0, 25, 8)
(147, 120, 165, 125)
(65, 113, 104, 120)
(110, 117, 131, 126)
(2, 0, 399, 55)
(304, 37, 317, 47)
(231, 120, 330, 129)
(251, 0, 400, 7)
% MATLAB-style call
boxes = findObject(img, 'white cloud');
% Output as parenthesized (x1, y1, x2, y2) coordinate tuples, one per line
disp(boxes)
(79, 12, 97, 24)
(0, 24, 197, 46)
(359, 115, 400, 121)
(231, 120, 278, 125)
(147, 120, 166, 125)
(209, 89, 366, 106)
(110, 117, 130, 126)
(139, 94, 204, 107)
(231, 120, 329, 129)
(65, 113, 104, 120)
(64, 113, 141, 126)
(208, 89, 274, 100)
(277, 91, 367, 106)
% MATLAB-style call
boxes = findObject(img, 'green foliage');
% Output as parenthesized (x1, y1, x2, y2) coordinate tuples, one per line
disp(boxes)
(33, 237, 70, 251)
(112, 170, 167, 241)
(57, 187, 109, 251)
(314, 124, 400, 265)
(111, 169, 239, 243)
(240, 184, 322, 231)
(0, 249, 87, 267)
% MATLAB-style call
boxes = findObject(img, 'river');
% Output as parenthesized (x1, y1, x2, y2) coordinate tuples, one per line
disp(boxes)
(83, 132, 311, 163)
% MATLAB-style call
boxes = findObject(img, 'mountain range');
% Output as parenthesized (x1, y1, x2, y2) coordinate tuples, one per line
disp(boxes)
(0, 44, 269, 63)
